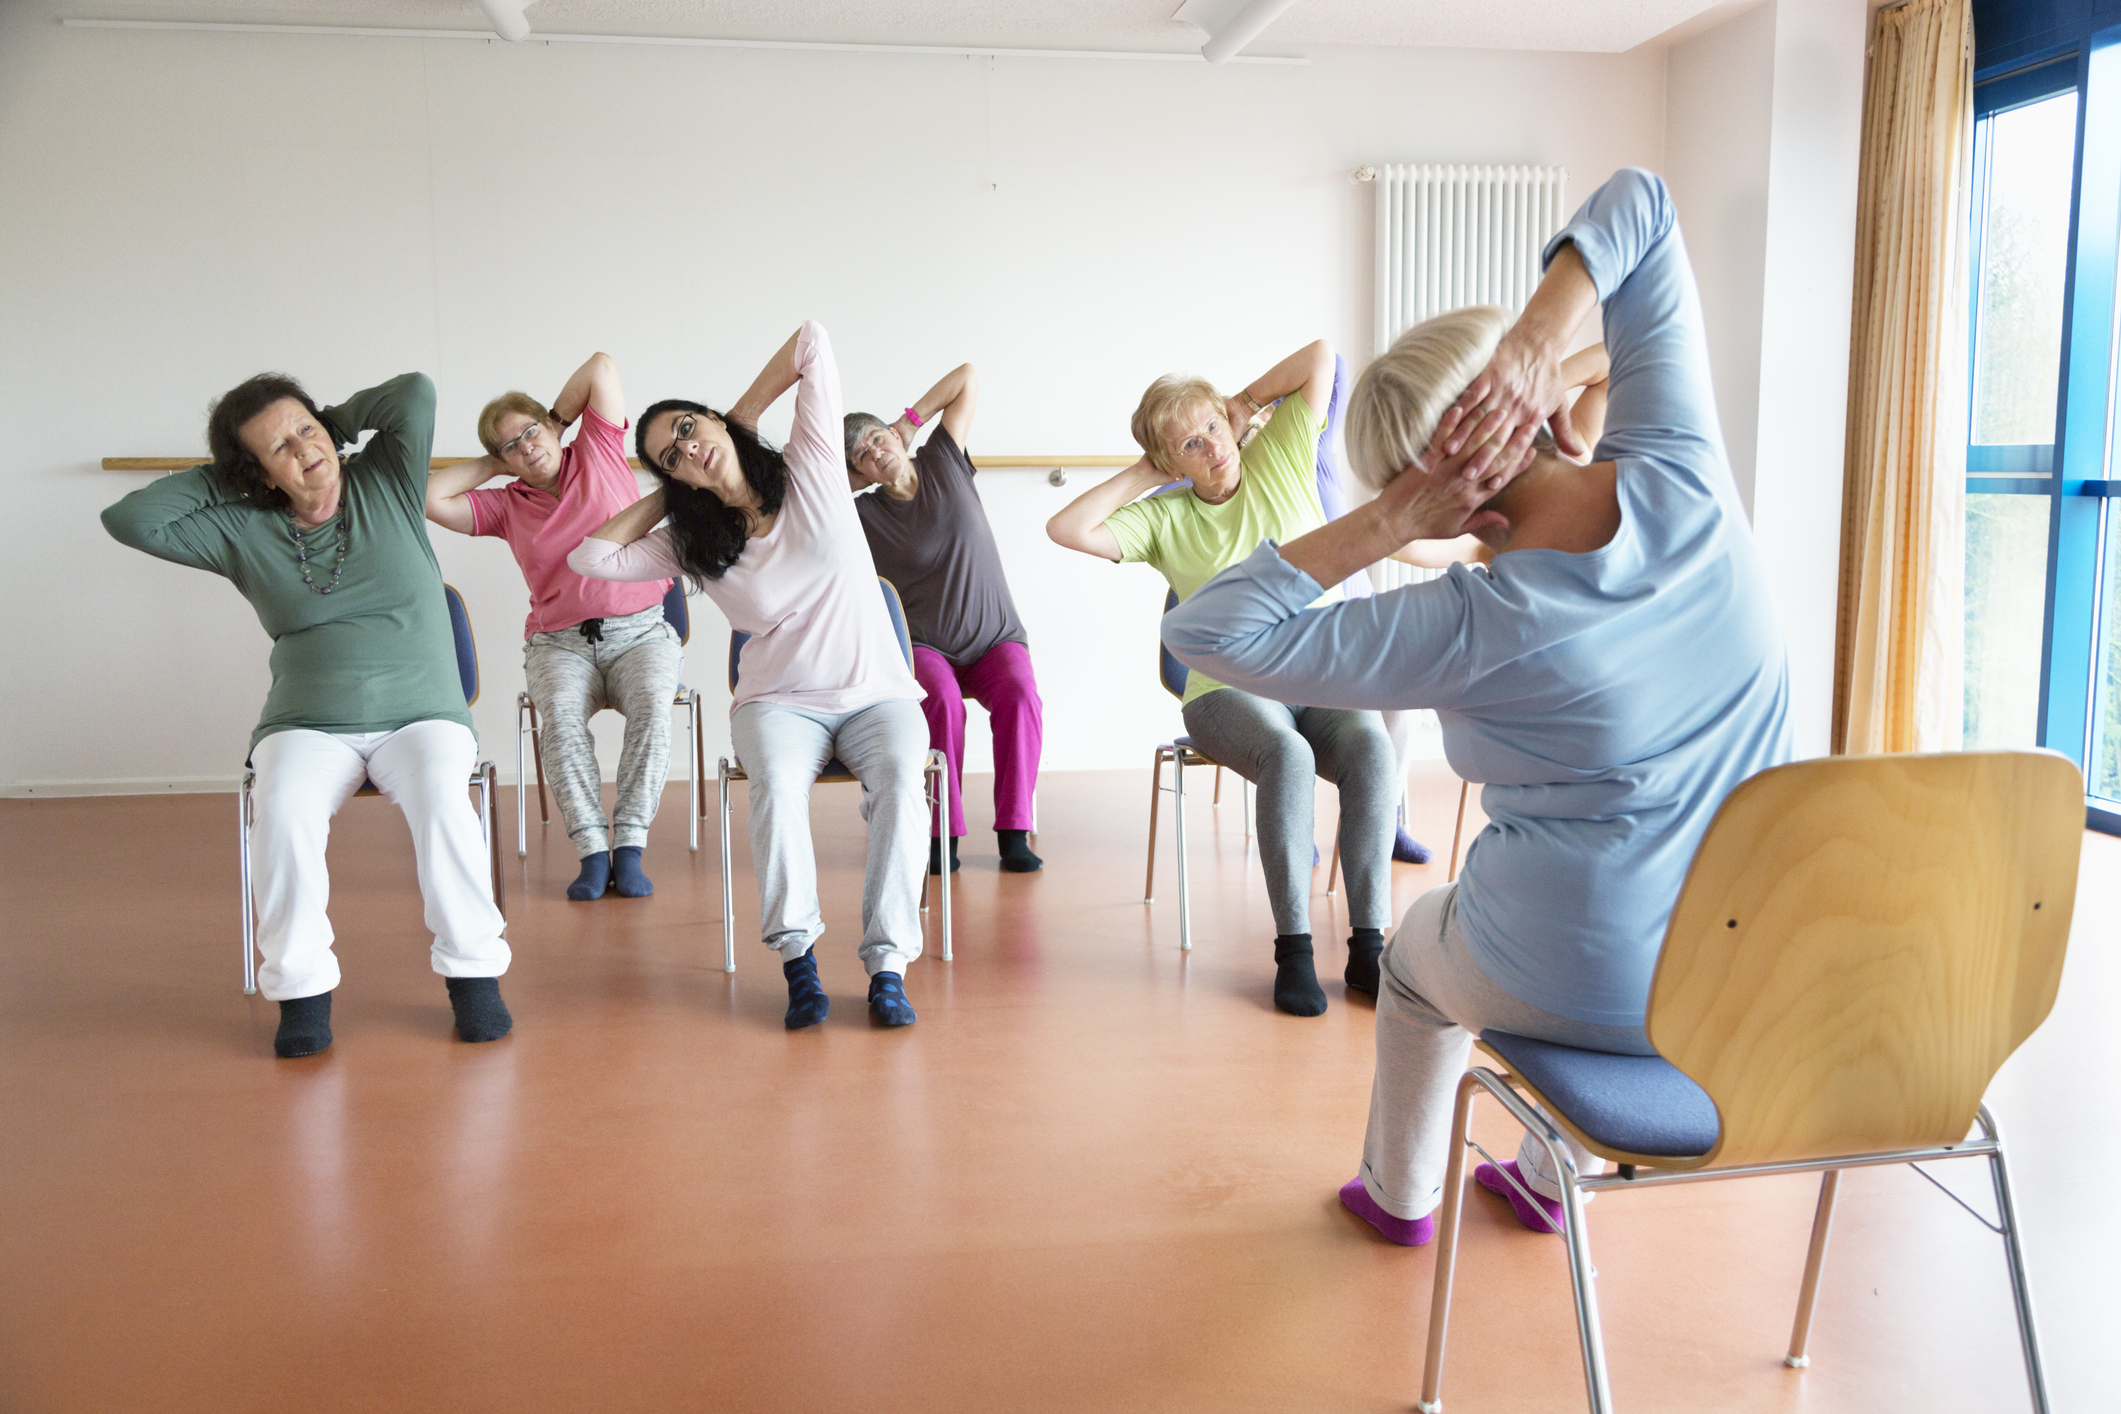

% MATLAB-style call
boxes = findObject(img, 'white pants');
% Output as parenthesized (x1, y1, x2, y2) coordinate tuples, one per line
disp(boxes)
(249, 720, 509, 1001)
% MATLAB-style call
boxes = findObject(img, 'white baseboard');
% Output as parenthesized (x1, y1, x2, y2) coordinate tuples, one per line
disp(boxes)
(2, 776, 242, 798)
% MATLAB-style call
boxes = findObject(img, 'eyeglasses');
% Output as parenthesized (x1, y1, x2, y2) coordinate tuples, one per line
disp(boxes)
(497, 421, 546, 460)
(658, 411, 720, 470)
(853, 431, 892, 464)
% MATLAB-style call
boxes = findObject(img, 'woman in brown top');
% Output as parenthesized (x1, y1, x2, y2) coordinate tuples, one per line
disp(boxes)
(845, 363, 1044, 875)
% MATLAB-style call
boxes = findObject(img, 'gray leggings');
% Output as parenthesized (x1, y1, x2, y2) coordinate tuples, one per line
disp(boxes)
(524, 603, 684, 858)
(1179, 687, 1396, 937)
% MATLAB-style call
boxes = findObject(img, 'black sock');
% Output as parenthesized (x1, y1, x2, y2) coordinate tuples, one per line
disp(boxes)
(996, 829, 1043, 872)
(1345, 928, 1386, 995)
(445, 977, 513, 1043)
(1273, 935, 1327, 1017)
(610, 845, 653, 897)
(567, 851, 611, 901)
(274, 991, 333, 1058)
(928, 835, 960, 875)
(783, 951, 830, 1030)
(868, 970, 917, 1027)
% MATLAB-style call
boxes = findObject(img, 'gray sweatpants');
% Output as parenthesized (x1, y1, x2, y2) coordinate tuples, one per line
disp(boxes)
(1360, 883, 1656, 1220)
(729, 696, 931, 978)
(524, 603, 684, 858)
(1179, 687, 1396, 937)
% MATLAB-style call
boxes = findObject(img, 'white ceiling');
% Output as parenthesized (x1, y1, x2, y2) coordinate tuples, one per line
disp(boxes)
(40, 0, 1746, 54)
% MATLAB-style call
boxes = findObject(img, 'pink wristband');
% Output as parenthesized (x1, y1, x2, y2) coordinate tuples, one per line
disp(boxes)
(903, 407, 924, 428)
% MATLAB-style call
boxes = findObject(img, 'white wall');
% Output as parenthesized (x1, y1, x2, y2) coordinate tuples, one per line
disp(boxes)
(0, 12, 1667, 792)
(1663, 0, 1867, 758)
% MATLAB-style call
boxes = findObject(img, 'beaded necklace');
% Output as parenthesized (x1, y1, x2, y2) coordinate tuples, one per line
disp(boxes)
(283, 500, 350, 595)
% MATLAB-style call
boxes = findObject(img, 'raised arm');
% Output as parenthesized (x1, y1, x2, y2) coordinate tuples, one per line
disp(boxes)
(1046, 457, 1178, 562)
(550, 351, 625, 428)
(424, 456, 505, 536)
(567, 489, 681, 583)
(893, 362, 978, 451)
(1227, 339, 1334, 435)
(319, 372, 437, 491)
(730, 321, 842, 486)
(726, 327, 803, 431)
(1556, 343, 1611, 460)
(101, 464, 241, 574)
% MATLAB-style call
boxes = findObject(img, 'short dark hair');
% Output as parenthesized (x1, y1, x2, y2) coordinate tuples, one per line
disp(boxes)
(635, 399, 790, 583)
(843, 412, 888, 471)
(206, 373, 324, 509)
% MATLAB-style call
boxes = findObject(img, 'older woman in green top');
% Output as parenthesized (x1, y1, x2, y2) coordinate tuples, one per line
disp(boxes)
(1047, 339, 1397, 1017)
(102, 371, 511, 1059)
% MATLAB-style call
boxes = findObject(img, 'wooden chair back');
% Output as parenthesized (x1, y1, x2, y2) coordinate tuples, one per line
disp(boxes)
(1646, 751, 2082, 1170)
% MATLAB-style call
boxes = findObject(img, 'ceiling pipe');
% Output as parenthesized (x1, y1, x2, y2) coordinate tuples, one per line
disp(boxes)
(473, 0, 530, 42)
(1200, 0, 1297, 63)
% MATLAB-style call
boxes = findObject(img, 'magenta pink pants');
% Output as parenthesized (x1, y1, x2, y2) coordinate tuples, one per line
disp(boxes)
(912, 640, 1043, 836)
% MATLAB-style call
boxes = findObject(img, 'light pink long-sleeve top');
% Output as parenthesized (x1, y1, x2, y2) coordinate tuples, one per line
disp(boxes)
(567, 322, 924, 718)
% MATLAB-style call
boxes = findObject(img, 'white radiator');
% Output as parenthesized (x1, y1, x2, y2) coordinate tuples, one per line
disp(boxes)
(1370, 164, 1568, 355)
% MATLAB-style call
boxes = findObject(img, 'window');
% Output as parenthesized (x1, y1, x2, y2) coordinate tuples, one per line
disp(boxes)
(1965, 27, 2121, 833)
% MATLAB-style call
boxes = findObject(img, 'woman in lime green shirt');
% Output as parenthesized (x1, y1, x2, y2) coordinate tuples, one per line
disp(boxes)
(1046, 339, 1397, 1017)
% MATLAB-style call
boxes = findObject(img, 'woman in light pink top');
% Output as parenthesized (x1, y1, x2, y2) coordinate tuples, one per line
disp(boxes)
(569, 322, 930, 1031)
(426, 352, 682, 903)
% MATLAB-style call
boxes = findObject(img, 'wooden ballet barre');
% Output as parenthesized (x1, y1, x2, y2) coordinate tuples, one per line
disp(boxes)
(101, 454, 1139, 472)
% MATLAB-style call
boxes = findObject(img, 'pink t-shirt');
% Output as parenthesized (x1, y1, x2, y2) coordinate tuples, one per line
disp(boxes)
(567, 322, 922, 717)
(467, 406, 671, 637)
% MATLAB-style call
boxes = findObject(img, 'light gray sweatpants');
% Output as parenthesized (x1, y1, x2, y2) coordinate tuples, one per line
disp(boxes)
(1359, 883, 1656, 1221)
(729, 696, 931, 978)
(1179, 687, 1396, 937)
(524, 603, 684, 858)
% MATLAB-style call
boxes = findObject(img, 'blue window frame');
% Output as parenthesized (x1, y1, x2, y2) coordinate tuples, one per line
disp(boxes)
(1968, 17, 2121, 833)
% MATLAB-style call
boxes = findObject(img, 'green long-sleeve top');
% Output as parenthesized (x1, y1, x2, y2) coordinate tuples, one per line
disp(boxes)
(101, 372, 473, 754)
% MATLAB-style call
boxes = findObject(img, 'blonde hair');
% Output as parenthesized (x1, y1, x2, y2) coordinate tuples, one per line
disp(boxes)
(477, 391, 555, 456)
(1345, 306, 1508, 492)
(1130, 373, 1223, 476)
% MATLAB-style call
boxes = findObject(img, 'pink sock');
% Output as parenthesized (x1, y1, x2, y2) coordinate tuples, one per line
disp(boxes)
(1339, 1178, 1434, 1246)
(1475, 1161, 1567, 1234)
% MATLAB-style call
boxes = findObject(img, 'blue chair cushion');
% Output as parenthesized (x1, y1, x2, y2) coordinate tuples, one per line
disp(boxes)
(1479, 1030, 1719, 1160)
(820, 758, 852, 778)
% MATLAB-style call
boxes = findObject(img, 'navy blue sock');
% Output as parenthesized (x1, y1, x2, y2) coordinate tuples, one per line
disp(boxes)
(783, 952, 830, 1030)
(868, 971, 917, 1027)
(611, 845, 653, 897)
(274, 991, 333, 1058)
(928, 835, 960, 875)
(567, 850, 611, 901)
(445, 977, 513, 1043)
(1273, 934, 1327, 1017)
(1393, 821, 1433, 865)
(996, 829, 1043, 872)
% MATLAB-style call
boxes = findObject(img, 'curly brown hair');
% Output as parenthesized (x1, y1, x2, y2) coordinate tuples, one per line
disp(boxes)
(205, 373, 326, 509)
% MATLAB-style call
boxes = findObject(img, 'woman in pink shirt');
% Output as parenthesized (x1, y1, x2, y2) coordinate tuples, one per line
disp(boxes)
(425, 352, 682, 902)
(569, 322, 931, 1031)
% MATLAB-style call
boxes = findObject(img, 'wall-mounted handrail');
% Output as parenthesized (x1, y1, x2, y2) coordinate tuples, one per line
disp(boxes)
(100, 454, 1138, 472)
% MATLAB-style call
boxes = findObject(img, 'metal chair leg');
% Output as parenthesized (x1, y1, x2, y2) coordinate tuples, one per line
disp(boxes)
(718, 761, 737, 974)
(531, 714, 549, 824)
(516, 692, 531, 858)
(482, 762, 504, 917)
(1785, 1169, 1840, 1367)
(1981, 1107, 2051, 1414)
(684, 690, 700, 853)
(1448, 779, 1470, 882)
(929, 751, 952, 962)
(1327, 831, 1341, 896)
(1213, 763, 1223, 805)
(1174, 750, 1192, 952)
(1145, 746, 1167, 902)
(1554, 1147, 1616, 1414)
(1418, 1071, 1481, 1413)
(239, 772, 257, 995)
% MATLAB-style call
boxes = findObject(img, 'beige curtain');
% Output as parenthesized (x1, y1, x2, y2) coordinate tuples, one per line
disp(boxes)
(1833, 0, 1972, 755)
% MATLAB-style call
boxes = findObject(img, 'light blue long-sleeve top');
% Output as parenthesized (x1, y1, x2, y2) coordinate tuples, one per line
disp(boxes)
(1161, 168, 1793, 1027)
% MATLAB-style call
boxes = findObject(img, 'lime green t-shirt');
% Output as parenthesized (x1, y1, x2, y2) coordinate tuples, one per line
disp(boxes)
(1105, 391, 1338, 703)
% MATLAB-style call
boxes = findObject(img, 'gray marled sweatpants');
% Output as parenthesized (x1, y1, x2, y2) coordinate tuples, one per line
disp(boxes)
(524, 603, 684, 858)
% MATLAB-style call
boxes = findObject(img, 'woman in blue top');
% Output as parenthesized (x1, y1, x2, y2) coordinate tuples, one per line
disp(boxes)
(1162, 168, 1793, 1244)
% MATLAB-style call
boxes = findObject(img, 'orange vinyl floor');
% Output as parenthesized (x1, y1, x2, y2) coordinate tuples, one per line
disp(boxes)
(1, 764, 2115, 1413)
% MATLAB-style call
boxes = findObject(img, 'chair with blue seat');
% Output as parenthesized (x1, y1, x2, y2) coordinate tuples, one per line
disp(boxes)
(1414, 750, 2083, 1414)
(516, 579, 704, 857)
(714, 577, 951, 973)
(237, 582, 503, 994)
